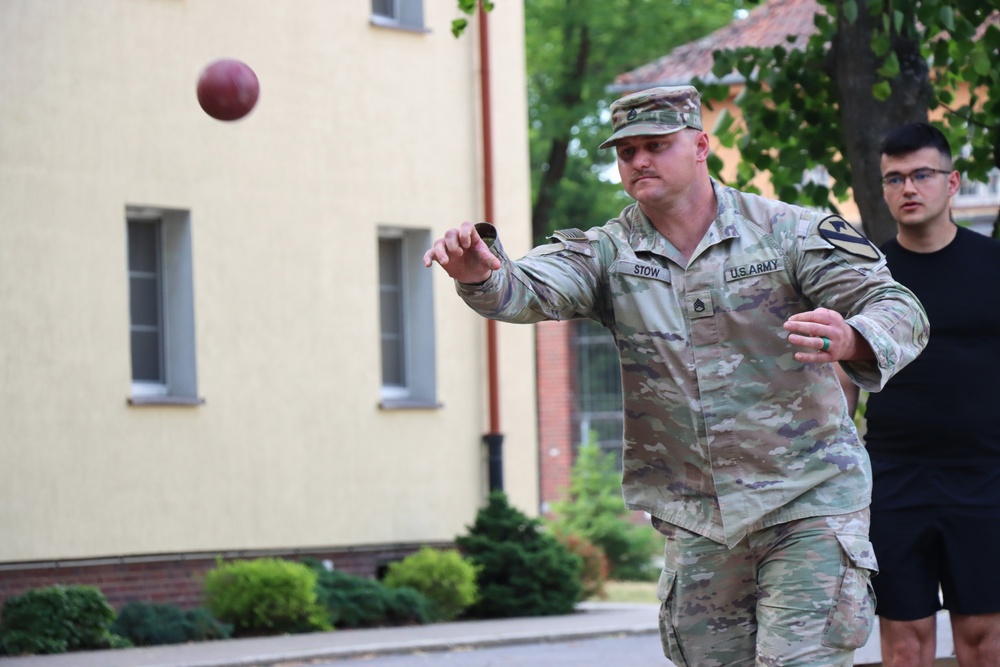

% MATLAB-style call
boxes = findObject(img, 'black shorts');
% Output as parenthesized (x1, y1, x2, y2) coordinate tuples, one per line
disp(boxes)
(869, 506, 1000, 620)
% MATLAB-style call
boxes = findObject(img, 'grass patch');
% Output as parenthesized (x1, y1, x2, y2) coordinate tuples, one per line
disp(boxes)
(593, 580, 658, 604)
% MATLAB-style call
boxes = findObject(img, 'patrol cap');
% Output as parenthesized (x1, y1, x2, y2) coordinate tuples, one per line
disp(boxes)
(599, 86, 703, 150)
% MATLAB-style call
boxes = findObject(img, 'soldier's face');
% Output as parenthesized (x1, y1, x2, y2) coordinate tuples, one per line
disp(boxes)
(616, 130, 706, 205)
(880, 147, 959, 230)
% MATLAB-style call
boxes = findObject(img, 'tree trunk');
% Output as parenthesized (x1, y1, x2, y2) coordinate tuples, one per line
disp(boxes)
(532, 138, 571, 242)
(831, 0, 932, 246)
(530, 22, 590, 244)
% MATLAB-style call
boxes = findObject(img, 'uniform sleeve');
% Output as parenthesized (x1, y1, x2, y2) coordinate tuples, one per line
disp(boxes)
(454, 223, 606, 324)
(789, 216, 929, 392)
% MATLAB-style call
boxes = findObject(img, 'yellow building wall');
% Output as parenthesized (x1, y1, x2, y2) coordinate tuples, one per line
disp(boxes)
(0, 1, 537, 562)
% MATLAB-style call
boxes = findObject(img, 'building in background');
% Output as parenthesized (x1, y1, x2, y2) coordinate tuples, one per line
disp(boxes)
(0, 0, 536, 608)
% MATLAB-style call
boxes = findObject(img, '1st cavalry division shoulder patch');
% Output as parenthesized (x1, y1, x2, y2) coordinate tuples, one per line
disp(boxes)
(817, 215, 880, 260)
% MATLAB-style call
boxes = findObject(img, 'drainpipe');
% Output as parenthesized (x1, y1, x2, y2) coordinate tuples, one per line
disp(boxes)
(478, 2, 503, 492)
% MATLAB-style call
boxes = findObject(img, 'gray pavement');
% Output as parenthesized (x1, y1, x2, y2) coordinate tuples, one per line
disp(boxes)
(0, 604, 956, 667)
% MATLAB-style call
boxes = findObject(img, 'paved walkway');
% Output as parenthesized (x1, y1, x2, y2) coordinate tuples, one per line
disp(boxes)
(0, 604, 955, 667)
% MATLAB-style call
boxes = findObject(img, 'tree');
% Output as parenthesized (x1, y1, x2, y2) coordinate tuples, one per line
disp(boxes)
(701, 0, 1000, 244)
(526, 0, 745, 243)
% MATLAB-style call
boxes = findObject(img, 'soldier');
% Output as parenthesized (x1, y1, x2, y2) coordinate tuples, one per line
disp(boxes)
(424, 86, 929, 666)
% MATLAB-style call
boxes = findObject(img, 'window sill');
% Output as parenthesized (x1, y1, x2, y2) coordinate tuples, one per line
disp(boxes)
(379, 398, 442, 410)
(128, 395, 205, 407)
(369, 16, 430, 34)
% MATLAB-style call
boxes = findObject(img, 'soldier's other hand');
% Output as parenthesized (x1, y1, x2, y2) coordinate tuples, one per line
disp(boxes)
(423, 222, 500, 284)
(783, 307, 869, 363)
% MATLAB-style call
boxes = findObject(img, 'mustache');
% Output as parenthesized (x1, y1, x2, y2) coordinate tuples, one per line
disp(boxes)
(630, 171, 659, 184)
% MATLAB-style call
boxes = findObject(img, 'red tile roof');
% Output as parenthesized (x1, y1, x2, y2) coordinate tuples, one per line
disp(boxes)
(611, 0, 822, 92)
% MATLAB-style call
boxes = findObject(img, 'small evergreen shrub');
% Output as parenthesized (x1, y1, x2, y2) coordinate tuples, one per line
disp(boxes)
(312, 568, 437, 627)
(554, 530, 609, 601)
(548, 441, 661, 581)
(382, 547, 479, 621)
(0, 584, 131, 656)
(111, 602, 232, 646)
(203, 558, 331, 636)
(456, 491, 582, 619)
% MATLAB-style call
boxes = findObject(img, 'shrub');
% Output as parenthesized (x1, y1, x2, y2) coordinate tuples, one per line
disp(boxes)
(111, 602, 232, 646)
(554, 530, 609, 601)
(311, 568, 437, 628)
(382, 547, 479, 621)
(548, 440, 661, 581)
(0, 584, 130, 656)
(203, 558, 331, 636)
(455, 491, 582, 619)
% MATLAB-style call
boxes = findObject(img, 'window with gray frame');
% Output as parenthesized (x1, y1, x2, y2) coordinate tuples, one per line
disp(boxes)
(378, 228, 437, 408)
(370, 0, 425, 31)
(126, 206, 200, 404)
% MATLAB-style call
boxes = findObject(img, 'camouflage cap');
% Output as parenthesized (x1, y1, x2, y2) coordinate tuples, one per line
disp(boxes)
(599, 86, 703, 150)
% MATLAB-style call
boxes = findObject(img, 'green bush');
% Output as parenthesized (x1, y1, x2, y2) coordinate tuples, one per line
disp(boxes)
(203, 558, 331, 636)
(554, 530, 609, 601)
(456, 491, 582, 618)
(311, 568, 437, 628)
(111, 602, 232, 646)
(0, 584, 131, 656)
(383, 547, 479, 621)
(548, 440, 661, 581)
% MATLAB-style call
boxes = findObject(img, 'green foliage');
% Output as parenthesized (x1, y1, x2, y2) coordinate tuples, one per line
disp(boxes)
(553, 530, 610, 600)
(700, 0, 1000, 241)
(455, 491, 582, 618)
(548, 440, 661, 581)
(110, 602, 231, 646)
(203, 558, 331, 637)
(451, 0, 494, 38)
(311, 567, 438, 628)
(0, 585, 130, 656)
(382, 547, 480, 621)
(526, 0, 744, 242)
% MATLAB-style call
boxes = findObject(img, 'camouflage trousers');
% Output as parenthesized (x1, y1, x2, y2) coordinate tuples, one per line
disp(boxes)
(652, 509, 877, 667)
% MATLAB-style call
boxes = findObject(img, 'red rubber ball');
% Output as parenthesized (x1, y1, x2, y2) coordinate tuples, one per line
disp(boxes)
(196, 58, 259, 121)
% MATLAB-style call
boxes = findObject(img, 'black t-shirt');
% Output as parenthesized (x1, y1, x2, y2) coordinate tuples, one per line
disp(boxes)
(865, 225, 1000, 508)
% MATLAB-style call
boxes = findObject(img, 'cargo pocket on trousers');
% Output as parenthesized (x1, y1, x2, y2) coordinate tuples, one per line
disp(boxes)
(822, 533, 879, 649)
(657, 567, 689, 667)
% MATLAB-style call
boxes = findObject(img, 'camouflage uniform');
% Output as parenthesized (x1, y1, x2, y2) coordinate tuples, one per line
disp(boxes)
(452, 86, 929, 665)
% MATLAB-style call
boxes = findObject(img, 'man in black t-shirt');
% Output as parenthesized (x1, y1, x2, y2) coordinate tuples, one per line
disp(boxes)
(843, 123, 1000, 667)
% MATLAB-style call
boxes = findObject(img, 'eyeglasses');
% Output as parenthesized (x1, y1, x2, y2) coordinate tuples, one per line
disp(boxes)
(881, 168, 952, 190)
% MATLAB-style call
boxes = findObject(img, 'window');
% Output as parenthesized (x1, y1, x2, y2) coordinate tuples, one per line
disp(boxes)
(370, 0, 425, 31)
(955, 167, 1000, 207)
(126, 206, 201, 405)
(573, 319, 624, 467)
(378, 228, 437, 408)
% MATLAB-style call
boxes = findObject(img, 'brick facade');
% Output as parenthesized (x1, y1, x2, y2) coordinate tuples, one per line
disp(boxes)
(536, 320, 577, 516)
(0, 543, 437, 610)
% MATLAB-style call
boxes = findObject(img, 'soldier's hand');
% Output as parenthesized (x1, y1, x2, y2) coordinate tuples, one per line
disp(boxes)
(783, 307, 873, 363)
(423, 222, 501, 284)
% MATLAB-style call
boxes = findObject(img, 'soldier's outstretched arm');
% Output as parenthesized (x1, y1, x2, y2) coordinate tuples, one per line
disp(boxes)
(423, 221, 501, 284)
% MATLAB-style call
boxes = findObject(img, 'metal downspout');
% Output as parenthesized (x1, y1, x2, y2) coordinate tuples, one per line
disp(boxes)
(478, 2, 503, 492)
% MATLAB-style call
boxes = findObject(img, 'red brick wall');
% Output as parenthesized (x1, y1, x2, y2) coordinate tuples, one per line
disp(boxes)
(0, 543, 435, 610)
(536, 320, 577, 516)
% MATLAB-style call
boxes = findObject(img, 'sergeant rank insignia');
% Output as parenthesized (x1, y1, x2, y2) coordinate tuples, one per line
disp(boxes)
(817, 215, 879, 260)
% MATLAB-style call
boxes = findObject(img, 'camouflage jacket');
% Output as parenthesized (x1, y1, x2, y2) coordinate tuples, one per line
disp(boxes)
(457, 181, 928, 546)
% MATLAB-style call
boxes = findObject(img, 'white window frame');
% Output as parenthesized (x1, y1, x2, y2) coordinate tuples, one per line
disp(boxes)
(378, 227, 438, 408)
(370, 0, 427, 32)
(126, 205, 202, 405)
(954, 167, 1000, 208)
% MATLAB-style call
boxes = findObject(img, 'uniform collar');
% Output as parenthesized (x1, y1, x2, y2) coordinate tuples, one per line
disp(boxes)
(624, 179, 741, 257)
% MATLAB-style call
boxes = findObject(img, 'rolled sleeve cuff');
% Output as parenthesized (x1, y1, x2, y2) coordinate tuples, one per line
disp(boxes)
(840, 316, 903, 391)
